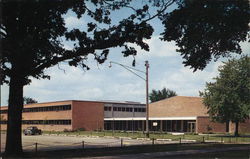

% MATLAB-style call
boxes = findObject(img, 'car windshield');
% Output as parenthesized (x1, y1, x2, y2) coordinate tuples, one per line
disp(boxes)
(28, 127, 37, 130)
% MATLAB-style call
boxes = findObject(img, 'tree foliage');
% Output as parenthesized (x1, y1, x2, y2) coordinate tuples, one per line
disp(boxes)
(1, 0, 164, 85)
(160, 0, 250, 71)
(200, 56, 250, 136)
(23, 97, 38, 104)
(0, 0, 174, 155)
(0, 0, 249, 155)
(149, 88, 177, 102)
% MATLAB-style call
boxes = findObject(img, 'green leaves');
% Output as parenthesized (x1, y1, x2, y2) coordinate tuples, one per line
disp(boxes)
(160, 0, 250, 71)
(149, 88, 177, 103)
(201, 56, 250, 124)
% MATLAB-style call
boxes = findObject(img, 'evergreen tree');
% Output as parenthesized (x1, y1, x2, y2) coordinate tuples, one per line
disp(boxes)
(149, 88, 177, 102)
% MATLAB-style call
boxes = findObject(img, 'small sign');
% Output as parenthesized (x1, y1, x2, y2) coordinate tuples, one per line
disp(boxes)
(153, 122, 158, 127)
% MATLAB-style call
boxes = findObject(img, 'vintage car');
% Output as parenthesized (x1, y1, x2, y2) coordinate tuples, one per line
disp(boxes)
(23, 126, 42, 135)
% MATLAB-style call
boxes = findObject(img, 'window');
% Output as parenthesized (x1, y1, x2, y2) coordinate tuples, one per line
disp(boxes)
(20, 120, 71, 125)
(104, 106, 112, 111)
(122, 107, 125, 112)
(0, 120, 7, 124)
(21, 105, 71, 113)
(0, 110, 8, 114)
(134, 108, 138, 112)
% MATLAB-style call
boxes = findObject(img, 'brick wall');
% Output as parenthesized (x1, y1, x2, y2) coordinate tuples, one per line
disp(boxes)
(196, 116, 227, 133)
(72, 101, 104, 131)
(0, 124, 71, 131)
(0, 101, 73, 131)
(229, 119, 250, 134)
(22, 101, 72, 121)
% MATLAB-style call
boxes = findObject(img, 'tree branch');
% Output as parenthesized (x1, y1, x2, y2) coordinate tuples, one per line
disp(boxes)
(142, 0, 175, 23)
(102, 0, 136, 12)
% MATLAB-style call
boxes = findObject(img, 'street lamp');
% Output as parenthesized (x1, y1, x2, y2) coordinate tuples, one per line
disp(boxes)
(109, 61, 150, 138)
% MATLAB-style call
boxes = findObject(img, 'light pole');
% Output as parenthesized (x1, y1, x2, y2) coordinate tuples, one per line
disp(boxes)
(109, 61, 150, 137)
(145, 61, 149, 138)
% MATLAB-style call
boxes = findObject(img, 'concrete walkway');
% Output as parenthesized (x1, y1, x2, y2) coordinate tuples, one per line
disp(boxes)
(80, 146, 250, 159)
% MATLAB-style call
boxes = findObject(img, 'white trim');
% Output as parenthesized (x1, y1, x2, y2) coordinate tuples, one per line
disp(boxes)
(104, 117, 145, 121)
(150, 117, 197, 120)
(104, 116, 197, 121)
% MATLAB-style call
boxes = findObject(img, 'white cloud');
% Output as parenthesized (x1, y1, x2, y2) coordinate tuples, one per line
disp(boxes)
(129, 36, 178, 60)
(1, 84, 9, 106)
(151, 61, 223, 97)
(63, 44, 73, 50)
(64, 16, 85, 29)
(77, 88, 104, 99)
(240, 41, 250, 55)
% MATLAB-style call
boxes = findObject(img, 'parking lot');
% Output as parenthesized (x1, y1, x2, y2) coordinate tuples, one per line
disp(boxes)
(0, 132, 192, 153)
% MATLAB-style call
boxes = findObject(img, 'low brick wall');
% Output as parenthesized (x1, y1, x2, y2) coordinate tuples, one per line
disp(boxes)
(196, 116, 227, 133)
(230, 119, 250, 134)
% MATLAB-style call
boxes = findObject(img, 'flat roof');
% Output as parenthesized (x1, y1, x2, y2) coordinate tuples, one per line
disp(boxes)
(104, 117, 197, 121)
(0, 99, 144, 108)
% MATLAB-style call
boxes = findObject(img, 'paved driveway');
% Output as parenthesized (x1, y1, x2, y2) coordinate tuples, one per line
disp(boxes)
(1, 133, 184, 153)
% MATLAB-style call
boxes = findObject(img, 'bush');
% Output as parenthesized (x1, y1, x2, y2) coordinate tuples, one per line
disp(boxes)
(63, 129, 70, 132)
(77, 128, 85, 131)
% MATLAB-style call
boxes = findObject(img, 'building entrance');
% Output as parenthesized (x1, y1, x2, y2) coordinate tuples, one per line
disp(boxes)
(187, 122, 196, 132)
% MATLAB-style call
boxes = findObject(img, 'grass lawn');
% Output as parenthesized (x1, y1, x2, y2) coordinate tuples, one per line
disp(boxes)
(43, 130, 250, 143)
(170, 150, 250, 159)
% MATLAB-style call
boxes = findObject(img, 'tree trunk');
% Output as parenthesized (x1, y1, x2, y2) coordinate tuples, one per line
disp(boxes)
(4, 76, 24, 156)
(234, 121, 239, 137)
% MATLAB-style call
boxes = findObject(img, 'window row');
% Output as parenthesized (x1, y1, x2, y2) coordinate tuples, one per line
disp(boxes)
(0, 110, 7, 114)
(0, 105, 71, 114)
(104, 107, 146, 112)
(0, 120, 71, 125)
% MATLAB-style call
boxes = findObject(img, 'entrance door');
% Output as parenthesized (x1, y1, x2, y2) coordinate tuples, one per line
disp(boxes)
(187, 122, 196, 132)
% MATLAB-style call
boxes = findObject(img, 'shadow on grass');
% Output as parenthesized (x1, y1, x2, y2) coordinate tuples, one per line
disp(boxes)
(1, 143, 249, 158)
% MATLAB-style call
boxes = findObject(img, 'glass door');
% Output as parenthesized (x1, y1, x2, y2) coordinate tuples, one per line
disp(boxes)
(187, 122, 196, 132)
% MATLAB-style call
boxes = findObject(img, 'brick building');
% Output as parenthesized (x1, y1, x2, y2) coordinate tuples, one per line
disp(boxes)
(0, 100, 146, 131)
(149, 96, 250, 134)
(0, 96, 249, 133)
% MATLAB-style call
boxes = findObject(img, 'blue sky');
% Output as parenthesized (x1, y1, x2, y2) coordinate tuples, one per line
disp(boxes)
(1, 3, 249, 106)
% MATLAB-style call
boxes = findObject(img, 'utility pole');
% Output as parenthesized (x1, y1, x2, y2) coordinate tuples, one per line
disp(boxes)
(145, 61, 149, 138)
(109, 60, 150, 137)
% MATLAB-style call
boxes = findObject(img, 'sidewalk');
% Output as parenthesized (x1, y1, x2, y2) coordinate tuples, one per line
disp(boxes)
(81, 146, 250, 159)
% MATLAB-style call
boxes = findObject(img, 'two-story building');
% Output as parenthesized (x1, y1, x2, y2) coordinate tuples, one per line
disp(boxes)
(1, 96, 249, 133)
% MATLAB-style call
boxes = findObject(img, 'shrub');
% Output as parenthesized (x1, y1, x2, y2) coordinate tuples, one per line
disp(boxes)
(77, 128, 85, 131)
(63, 129, 70, 132)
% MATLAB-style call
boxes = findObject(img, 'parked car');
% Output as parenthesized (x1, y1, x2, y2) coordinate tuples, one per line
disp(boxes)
(23, 126, 42, 135)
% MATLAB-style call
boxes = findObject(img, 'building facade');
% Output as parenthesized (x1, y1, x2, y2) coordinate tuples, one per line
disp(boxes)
(1, 96, 249, 133)
(149, 96, 250, 134)
(0, 100, 146, 131)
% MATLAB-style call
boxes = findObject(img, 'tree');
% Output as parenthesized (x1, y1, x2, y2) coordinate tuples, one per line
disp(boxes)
(160, 0, 250, 71)
(23, 97, 38, 104)
(149, 88, 177, 102)
(200, 56, 250, 136)
(1, 0, 249, 155)
(0, 0, 175, 155)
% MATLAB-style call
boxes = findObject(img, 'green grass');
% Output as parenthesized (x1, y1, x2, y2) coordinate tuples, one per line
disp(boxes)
(170, 150, 250, 159)
(42, 130, 250, 143)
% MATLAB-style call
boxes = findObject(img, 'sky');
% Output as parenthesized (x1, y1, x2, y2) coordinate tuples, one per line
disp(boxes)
(1, 2, 250, 106)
